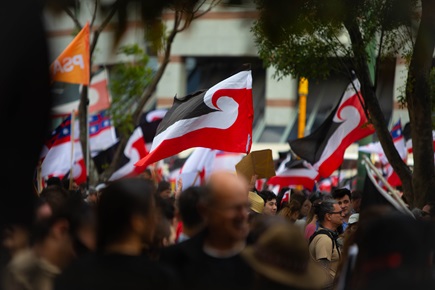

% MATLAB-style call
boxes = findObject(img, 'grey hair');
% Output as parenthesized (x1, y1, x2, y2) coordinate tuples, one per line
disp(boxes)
(316, 199, 339, 223)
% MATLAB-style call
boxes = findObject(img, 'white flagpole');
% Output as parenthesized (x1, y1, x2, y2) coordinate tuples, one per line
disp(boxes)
(362, 155, 414, 217)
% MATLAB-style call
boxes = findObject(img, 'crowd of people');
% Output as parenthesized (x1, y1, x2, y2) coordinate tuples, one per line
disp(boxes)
(3, 2, 435, 289)
(1, 171, 435, 290)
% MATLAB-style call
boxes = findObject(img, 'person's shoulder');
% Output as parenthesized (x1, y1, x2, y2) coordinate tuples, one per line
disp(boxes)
(7, 249, 37, 272)
(54, 254, 97, 290)
(309, 229, 334, 245)
(294, 218, 306, 227)
(159, 232, 207, 266)
(143, 259, 182, 290)
(164, 230, 204, 252)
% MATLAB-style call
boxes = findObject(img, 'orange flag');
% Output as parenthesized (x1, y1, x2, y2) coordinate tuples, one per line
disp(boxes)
(50, 22, 90, 85)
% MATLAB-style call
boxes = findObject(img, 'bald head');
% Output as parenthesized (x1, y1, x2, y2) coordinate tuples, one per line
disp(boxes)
(207, 171, 248, 202)
(201, 171, 251, 245)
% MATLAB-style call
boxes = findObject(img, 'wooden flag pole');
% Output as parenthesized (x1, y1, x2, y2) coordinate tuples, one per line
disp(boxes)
(191, 171, 201, 187)
(69, 111, 76, 190)
(36, 161, 43, 195)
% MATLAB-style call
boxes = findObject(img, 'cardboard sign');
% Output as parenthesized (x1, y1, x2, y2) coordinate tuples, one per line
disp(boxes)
(236, 149, 276, 183)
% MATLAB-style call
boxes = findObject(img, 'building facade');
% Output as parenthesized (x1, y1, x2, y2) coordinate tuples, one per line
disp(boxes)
(43, 2, 411, 162)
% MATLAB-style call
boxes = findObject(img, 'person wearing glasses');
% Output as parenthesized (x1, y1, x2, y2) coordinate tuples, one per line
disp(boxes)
(308, 199, 344, 290)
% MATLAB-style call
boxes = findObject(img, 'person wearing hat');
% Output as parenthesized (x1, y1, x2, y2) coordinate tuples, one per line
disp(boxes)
(242, 218, 329, 290)
(248, 191, 265, 217)
(246, 191, 266, 245)
(339, 213, 359, 247)
(348, 213, 359, 229)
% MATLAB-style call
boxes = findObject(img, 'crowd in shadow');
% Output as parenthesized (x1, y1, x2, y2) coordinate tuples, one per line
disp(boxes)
(1, 172, 435, 290)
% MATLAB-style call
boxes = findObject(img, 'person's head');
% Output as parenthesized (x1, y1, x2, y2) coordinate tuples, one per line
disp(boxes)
(345, 213, 359, 240)
(61, 177, 80, 191)
(246, 215, 289, 245)
(351, 190, 362, 213)
(332, 188, 352, 218)
(176, 186, 205, 230)
(147, 196, 177, 258)
(291, 192, 311, 219)
(242, 221, 328, 290)
(200, 171, 250, 245)
(30, 193, 91, 269)
(411, 208, 429, 221)
(422, 202, 435, 219)
(156, 180, 172, 199)
(96, 177, 158, 253)
(39, 185, 70, 217)
(141, 168, 153, 180)
(2, 223, 30, 257)
(258, 190, 277, 216)
(46, 176, 62, 188)
(315, 199, 344, 231)
(352, 211, 435, 290)
(277, 199, 301, 223)
(85, 187, 99, 205)
(249, 191, 265, 215)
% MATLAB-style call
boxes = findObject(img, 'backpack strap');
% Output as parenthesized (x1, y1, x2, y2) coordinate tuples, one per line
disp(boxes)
(309, 228, 341, 259)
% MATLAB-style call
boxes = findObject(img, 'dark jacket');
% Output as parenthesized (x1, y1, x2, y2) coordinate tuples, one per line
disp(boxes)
(159, 229, 254, 290)
(54, 252, 180, 290)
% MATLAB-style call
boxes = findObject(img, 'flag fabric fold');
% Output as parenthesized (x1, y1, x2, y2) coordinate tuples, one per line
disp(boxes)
(358, 119, 407, 187)
(93, 109, 166, 180)
(89, 110, 118, 157)
(51, 67, 111, 117)
(139, 109, 168, 151)
(40, 110, 117, 185)
(379, 119, 407, 187)
(50, 22, 90, 85)
(40, 114, 87, 184)
(108, 126, 149, 181)
(266, 154, 320, 191)
(179, 147, 217, 189)
(135, 68, 254, 169)
(290, 78, 375, 178)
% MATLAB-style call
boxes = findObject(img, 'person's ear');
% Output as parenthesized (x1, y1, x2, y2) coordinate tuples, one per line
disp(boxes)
(51, 219, 70, 239)
(131, 214, 147, 234)
(291, 211, 299, 221)
(197, 203, 209, 222)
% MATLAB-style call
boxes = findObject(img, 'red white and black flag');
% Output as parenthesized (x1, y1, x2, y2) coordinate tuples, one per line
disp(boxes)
(266, 154, 320, 191)
(290, 78, 375, 178)
(92, 109, 167, 180)
(135, 67, 254, 169)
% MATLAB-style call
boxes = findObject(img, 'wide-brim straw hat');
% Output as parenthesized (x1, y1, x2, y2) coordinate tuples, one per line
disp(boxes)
(249, 191, 264, 214)
(242, 223, 329, 289)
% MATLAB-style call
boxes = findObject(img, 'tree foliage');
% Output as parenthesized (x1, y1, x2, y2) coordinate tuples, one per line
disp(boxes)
(252, 0, 417, 80)
(50, 0, 222, 183)
(252, 0, 435, 207)
(109, 44, 154, 136)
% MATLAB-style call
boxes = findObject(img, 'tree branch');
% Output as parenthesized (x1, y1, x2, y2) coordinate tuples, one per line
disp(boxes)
(90, 1, 118, 55)
(90, 0, 99, 27)
(64, 7, 82, 29)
